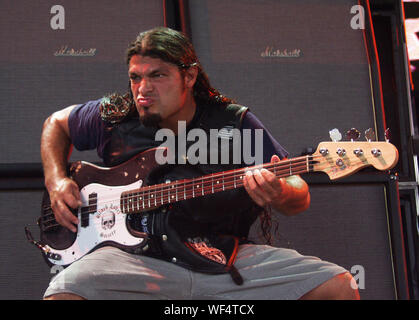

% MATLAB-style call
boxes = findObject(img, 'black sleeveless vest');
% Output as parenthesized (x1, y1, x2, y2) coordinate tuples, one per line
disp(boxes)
(101, 103, 263, 284)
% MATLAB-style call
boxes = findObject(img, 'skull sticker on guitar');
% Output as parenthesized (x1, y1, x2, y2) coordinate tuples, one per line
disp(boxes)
(101, 211, 115, 230)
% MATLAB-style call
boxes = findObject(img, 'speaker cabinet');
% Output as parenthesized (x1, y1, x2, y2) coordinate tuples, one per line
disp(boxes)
(187, 0, 385, 158)
(399, 187, 419, 300)
(0, 0, 164, 165)
(0, 189, 51, 299)
(0, 0, 166, 300)
(249, 173, 410, 299)
(186, 0, 411, 299)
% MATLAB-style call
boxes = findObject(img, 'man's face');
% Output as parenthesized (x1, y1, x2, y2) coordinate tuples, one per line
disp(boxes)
(128, 55, 196, 129)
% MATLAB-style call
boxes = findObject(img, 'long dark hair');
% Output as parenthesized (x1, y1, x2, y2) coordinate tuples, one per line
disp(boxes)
(125, 27, 234, 106)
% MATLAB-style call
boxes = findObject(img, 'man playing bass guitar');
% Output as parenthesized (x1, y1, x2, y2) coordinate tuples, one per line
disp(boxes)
(41, 27, 359, 300)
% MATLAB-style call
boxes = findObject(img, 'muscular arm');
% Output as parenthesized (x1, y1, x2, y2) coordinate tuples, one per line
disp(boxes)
(243, 155, 310, 216)
(41, 105, 81, 232)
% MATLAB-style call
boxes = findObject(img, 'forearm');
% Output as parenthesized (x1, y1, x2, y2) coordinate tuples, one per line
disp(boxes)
(40, 110, 73, 190)
(271, 175, 310, 216)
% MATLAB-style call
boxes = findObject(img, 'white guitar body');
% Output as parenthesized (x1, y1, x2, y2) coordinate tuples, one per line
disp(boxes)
(44, 180, 147, 266)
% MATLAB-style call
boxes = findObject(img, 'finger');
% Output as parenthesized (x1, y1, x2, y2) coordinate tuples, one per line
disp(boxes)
(70, 182, 82, 204)
(260, 169, 283, 191)
(244, 171, 268, 206)
(271, 154, 281, 163)
(253, 169, 277, 195)
(243, 177, 265, 207)
(63, 191, 82, 209)
(66, 180, 82, 206)
(55, 200, 79, 232)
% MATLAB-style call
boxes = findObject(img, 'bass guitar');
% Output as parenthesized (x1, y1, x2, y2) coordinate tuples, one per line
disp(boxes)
(26, 140, 399, 267)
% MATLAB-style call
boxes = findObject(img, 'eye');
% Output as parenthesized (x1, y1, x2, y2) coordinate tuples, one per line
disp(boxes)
(129, 74, 141, 82)
(151, 72, 165, 78)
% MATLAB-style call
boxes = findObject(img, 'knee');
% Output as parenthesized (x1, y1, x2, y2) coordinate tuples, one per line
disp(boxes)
(331, 272, 360, 300)
(44, 293, 86, 300)
(300, 272, 360, 300)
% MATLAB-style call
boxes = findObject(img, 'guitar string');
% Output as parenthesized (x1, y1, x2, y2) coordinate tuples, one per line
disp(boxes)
(40, 150, 384, 224)
(76, 151, 384, 210)
(122, 163, 311, 211)
(41, 164, 314, 228)
(39, 164, 312, 228)
(40, 157, 313, 216)
(41, 156, 314, 214)
(39, 154, 384, 227)
(39, 153, 382, 225)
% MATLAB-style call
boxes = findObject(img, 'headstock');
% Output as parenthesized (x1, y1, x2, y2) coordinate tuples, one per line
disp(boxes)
(312, 128, 399, 180)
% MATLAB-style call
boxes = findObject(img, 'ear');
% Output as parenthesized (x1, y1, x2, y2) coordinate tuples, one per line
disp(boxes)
(183, 65, 198, 90)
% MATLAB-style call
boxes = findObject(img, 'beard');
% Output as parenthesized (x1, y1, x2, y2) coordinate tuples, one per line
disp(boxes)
(140, 111, 162, 128)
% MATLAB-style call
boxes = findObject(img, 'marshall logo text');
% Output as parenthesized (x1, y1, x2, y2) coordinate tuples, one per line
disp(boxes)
(261, 46, 301, 58)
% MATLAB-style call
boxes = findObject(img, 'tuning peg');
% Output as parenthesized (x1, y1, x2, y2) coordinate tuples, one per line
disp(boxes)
(346, 128, 360, 141)
(329, 128, 342, 142)
(385, 128, 391, 142)
(364, 128, 375, 142)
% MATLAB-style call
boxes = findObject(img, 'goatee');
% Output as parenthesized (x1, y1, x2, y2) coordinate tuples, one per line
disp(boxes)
(140, 112, 162, 128)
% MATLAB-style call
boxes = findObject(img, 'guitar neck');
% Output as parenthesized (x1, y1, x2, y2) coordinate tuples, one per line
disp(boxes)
(120, 155, 313, 214)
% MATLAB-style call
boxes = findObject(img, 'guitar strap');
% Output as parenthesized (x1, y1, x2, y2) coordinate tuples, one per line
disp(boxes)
(148, 208, 244, 285)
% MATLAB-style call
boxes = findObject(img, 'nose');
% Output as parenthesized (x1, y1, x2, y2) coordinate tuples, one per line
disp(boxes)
(137, 77, 153, 96)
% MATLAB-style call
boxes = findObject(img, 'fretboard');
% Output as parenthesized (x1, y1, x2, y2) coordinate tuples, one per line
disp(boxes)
(120, 155, 314, 214)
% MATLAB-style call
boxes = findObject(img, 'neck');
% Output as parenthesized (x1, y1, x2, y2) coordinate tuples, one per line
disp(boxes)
(119, 155, 313, 214)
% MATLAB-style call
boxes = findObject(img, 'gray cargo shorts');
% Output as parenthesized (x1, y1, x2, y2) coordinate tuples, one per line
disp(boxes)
(44, 244, 347, 300)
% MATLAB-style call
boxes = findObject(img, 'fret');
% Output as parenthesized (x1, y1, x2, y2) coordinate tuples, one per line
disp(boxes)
(201, 177, 204, 196)
(172, 184, 175, 202)
(131, 193, 134, 212)
(149, 190, 154, 208)
(234, 171, 236, 188)
(172, 184, 177, 202)
(211, 174, 214, 193)
(121, 195, 125, 213)
(289, 159, 293, 176)
(126, 195, 129, 213)
(154, 188, 157, 207)
(148, 187, 151, 208)
(124, 194, 128, 213)
(306, 155, 309, 172)
(222, 173, 225, 191)
(168, 185, 171, 203)
(184, 180, 186, 200)
(192, 178, 195, 198)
